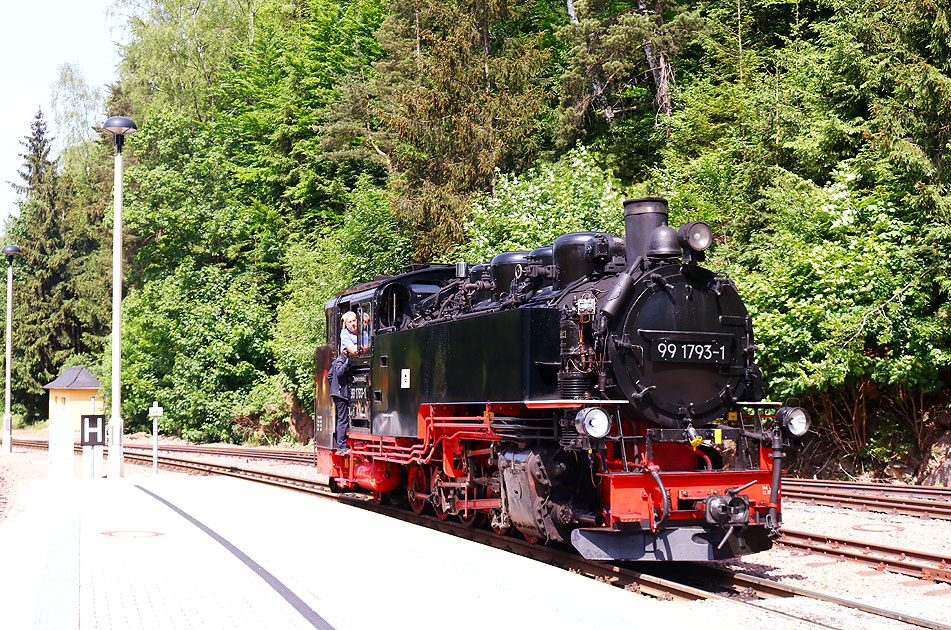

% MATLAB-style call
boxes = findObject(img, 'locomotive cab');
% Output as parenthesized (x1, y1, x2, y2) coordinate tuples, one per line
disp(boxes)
(314, 265, 460, 449)
(338, 291, 375, 432)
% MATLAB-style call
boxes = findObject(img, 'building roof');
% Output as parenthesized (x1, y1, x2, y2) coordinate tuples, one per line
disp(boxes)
(42, 366, 102, 391)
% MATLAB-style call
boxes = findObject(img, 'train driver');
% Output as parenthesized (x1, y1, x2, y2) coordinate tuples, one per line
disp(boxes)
(340, 310, 369, 356)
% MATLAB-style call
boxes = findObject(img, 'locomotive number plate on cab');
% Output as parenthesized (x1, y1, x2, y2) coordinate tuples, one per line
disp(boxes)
(652, 339, 728, 363)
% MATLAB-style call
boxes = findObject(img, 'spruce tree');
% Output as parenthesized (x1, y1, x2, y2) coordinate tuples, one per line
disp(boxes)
(5, 110, 112, 422)
(13, 110, 57, 201)
(326, 0, 552, 260)
(6, 110, 64, 420)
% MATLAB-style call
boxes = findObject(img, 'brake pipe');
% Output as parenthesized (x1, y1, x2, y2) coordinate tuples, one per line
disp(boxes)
(647, 464, 670, 529)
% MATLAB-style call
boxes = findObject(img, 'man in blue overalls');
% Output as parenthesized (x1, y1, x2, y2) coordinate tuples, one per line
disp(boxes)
(329, 311, 366, 455)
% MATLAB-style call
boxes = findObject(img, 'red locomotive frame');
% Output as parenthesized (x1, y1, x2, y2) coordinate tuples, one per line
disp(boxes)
(312, 395, 784, 560)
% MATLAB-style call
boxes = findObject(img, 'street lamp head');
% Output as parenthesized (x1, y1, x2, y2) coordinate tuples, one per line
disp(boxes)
(103, 116, 137, 152)
(103, 116, 137, 135)
(1, 244, 19, 267)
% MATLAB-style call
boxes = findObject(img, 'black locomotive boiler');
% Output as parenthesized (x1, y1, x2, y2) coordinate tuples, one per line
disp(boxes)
(312, 197, 810, 560)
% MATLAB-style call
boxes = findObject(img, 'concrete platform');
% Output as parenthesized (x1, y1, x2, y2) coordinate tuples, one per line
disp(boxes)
(0, 449, 731, 629)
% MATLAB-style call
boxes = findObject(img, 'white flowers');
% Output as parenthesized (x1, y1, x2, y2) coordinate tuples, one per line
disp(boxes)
(457, 146, 626, 261)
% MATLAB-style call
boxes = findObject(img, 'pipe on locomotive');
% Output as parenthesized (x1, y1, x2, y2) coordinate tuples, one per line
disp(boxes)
(768, 428, 784, 534)
(649, 467, 670, 527)
(737, 425, 787, 537)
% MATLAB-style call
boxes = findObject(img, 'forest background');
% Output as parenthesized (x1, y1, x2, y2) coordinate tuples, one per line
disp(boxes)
(7, 0, 951, 478)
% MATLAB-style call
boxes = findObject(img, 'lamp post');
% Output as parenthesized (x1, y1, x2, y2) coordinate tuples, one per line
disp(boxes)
(103, 116, 137, 478)
(1, 245, 19, 455)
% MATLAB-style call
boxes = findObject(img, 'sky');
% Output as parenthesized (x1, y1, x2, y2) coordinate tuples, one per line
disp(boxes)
(0, 0, 123, 223)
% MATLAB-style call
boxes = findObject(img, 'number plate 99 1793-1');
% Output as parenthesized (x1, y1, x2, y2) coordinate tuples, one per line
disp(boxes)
(652, 339, 729, 363)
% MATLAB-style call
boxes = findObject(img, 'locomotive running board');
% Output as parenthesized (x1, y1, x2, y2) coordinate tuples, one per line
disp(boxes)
(570, 526, 772, 561)
(523, 399, 627, 408)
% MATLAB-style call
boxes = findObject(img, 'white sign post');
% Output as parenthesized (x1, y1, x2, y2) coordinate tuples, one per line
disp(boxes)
(148, 401, 163, 475)
(81, 415, 106, 479)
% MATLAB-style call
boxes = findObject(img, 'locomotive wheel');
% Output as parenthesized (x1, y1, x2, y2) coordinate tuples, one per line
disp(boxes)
(457, 498, 483, 527)
(371, 490, 390, 506)
(406, 465, 429, 514)
(458, 461, 487, 528)
(522, 532, 540, 544)
(458, 508, 479, 527)
(431, 469, 450, 521)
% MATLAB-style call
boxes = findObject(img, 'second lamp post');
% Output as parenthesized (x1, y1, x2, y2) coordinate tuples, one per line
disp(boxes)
(1, 244, 19, 455)
(103, 116, 137, 478)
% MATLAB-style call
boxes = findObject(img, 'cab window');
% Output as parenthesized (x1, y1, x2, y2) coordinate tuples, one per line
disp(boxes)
(354, 302, 373, 349)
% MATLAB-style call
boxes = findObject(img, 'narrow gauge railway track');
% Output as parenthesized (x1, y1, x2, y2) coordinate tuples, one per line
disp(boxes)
(123, 442, 319, 464)
(783, 478, 951, 520)
(676, 565, 949, 630)
(21, 439, 951, 521)
(12, 438, 319, 465)
(786, 478, 951, 500)
(778, 528, 951, 584)
(11, 439, 947, 629)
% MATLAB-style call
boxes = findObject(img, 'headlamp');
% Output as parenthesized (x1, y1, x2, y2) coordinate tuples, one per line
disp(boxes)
(677, 221, 714, 252)
(776, 406, 811, 437)
(574, 407, 612, 439)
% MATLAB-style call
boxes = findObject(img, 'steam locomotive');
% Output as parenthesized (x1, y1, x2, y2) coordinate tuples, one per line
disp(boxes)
(312, 197, 810, 561)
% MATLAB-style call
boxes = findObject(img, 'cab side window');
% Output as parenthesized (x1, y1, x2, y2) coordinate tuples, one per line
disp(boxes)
(356, 303, 372, 347)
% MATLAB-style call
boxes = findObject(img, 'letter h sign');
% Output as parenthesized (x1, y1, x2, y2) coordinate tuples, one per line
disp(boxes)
(81, 415, 106, 447)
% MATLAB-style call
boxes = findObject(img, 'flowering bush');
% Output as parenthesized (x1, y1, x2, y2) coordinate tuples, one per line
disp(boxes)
(454, 146, 628, 262)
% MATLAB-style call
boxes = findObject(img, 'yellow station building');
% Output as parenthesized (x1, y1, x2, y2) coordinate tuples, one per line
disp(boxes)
(43, 366, 103, 430)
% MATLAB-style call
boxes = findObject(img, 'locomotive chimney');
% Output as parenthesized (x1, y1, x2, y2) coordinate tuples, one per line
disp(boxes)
(623, 197, 669, 264)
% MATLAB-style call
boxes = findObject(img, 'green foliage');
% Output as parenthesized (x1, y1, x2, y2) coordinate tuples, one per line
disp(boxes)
(332, 0, 555, 258)
(115, 0, 253, 120)
(231, 374, 292, 445)
(339, 175, 414, 282)
(269, 177, 411, 412)
(121, 265, 273, 441)
(455, 145, 627, 262)
(10, 0, 943, 460)
(639, 0, 951, 459)
(271, 234, 350, 409)
(860, 417, 914, 466)
(123, 110, 276, 283)
(558, 0, 699, 145)
(214, 0, 388, 230)
(51, 63, 106, 169)
(719, 165, 950, 455)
